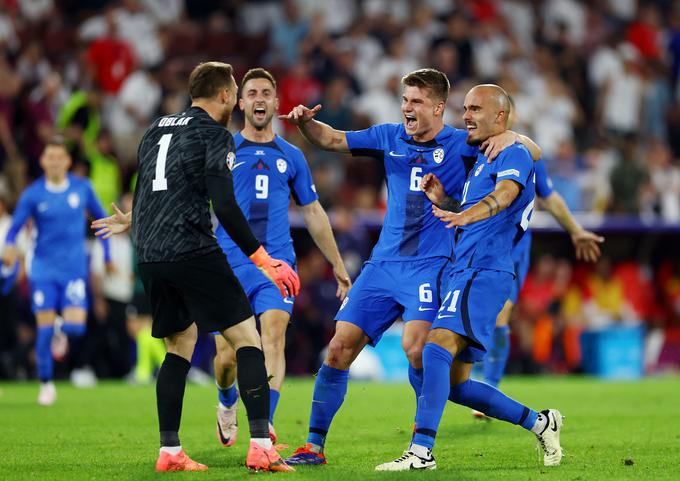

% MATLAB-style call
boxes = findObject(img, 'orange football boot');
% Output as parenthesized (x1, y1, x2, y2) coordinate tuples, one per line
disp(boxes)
(155, 449, 208, 472)
(246, 441, 295, 472)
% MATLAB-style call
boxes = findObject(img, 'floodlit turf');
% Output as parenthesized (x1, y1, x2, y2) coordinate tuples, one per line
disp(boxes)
(1, 376, 679, 480)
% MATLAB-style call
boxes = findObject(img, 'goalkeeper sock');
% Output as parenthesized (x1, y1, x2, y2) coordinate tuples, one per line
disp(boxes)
(36, 325, 55, 382)
(269, 388, 280, 425)
(412, 343, 452, 450)
(307, 364, 349, 449)
(483, 325, 510, 388)
(235, 347, 270, 440)
(448, 378, 538, 430)
(157, 353, 191, 447)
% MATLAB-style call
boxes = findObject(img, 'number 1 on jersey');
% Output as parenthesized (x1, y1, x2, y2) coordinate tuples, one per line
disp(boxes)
(153, 133, 172, 191)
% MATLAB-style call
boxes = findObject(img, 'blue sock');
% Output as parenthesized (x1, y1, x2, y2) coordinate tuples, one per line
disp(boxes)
(269, 389, 280, 425)
(36, 326, 54, 382)
(412, 343, 453, 450)
(306, 364, 349, 448)
(61, 322, 86, 338)
(217, 383, 238, 408)
(483, 326, 510, 388)
(408, 365, 423, 401)
(449, 379, 538, 430)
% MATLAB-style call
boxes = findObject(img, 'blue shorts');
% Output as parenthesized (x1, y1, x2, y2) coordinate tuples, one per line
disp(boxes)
(30, 277, 88, 313)
(509, 236, 531, 304)
(433, 268, 513, 363)
(335, 257, 449, 346)
(232, 262, 295, 317)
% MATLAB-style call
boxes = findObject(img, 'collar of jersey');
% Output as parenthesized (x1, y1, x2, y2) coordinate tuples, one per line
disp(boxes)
(44, 176, 70, 193)
(234, 132, 284, 153)
(398, 124, 455, 147)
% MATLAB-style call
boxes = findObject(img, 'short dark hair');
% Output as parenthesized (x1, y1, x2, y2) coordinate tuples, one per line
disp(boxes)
(401, 69, 450, 103)
(45, 134, 67, 149)
(241, 67, 277, 93)
(188, 61, 235, 100)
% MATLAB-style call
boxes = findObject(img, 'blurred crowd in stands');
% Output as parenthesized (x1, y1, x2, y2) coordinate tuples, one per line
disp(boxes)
(1, 0, 679, 381)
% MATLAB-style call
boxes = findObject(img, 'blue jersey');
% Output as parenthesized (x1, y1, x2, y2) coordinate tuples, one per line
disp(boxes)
(452, 144, 535, 274)
(5, 174, 110, 281)
(215, 133, 318, 267)
(512, 157, 554, 260)
(346, 124, 477, 261)
(534, 158, 554, 200)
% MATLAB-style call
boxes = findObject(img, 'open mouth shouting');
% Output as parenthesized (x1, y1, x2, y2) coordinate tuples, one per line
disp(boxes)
(253, 106, 267, 122)
(404, 114, 417, 131)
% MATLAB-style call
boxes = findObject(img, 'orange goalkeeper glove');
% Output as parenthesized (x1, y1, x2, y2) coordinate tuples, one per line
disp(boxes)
(249, 246, 300, 298)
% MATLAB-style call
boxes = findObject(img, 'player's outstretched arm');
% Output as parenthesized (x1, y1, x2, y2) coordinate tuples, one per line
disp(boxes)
(421, 173, 462, 212)
(91, 203, 131, 239)
(538, 191, 604, 263)
(480, 131, 542, 161)
(300, 200, 351, 300)
(278, 104, 350, 153)
(433, 179, 521, 228)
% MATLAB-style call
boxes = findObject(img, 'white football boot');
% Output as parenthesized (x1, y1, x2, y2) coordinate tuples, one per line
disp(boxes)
(375, 449, 437, 471)
(38, 381, 56, 406)
(216, 401, 238, 447)
(535, 409, 564, 466)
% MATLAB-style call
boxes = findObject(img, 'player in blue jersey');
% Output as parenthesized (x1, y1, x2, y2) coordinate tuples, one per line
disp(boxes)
(278, 69, 542, 465)
(471, 102, 604, 397)
(1, 137, 111, 405)
(423, 158, 603, 405)
(469, 157, 604, 412)
(377, 85, 563, 471)
(211, 68, 351, 447)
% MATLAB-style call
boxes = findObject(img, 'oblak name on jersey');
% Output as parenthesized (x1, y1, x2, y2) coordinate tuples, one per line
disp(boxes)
(158, 116, 194, 127)
(132, 106, 260, 263)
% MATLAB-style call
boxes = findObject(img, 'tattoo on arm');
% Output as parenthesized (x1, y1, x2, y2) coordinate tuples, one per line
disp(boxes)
(488, 194, 500, 215)
(481, 199, 494, 218)
(440, 196, 462, 213)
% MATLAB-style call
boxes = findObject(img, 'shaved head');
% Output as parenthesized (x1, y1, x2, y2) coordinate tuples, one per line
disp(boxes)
(469, 84, 511, 115)
(462, 84, 511, 146)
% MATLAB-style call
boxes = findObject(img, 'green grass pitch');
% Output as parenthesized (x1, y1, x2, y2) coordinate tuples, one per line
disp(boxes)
(2, 376, 679, 480)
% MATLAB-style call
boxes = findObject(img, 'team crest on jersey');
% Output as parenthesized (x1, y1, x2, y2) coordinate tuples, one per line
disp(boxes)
(433, 148, 444, 164)
(226, 151, 235, 170)
(276, 158, 287, 173)
(475, 163, 485, 176)
(68, 193, 80, 209)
